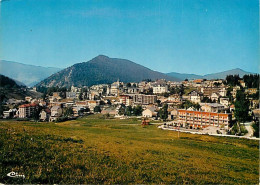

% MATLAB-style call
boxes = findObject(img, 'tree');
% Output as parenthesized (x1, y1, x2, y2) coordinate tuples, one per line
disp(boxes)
(213, 82, 221, 87)
(143, 88, 153, 95)
(106, 99, 111, 105)
(176, 85, 184, 96)
(225, 75, 241, 87)
(85, 107, 90, 113)
(201, 97, 212, 103)
(252, 122, 259, 138)
(0, 103, 7, 116)
(226, 87, 234, 103)
(156, 100, 162, 107)
(143, 79, 152, 82)
(194, 103, 201, 110)
(125, 106, 133, 116)
(63, 107, 74, 117)
(118, 104, 126, 115)
(159, 104, 168, 121)
(133, 105, 143, 116)
(234, 90, 250, 123)
(105, 113, 110, 119)
(79, 92, 84, 100)
(169, 87, 176, 95)
(94, 106, 101, 113)
(243, 74, 259, 88)
(180, 100, 201, 110)
(100, 100, 105, 105)
(162, 92, 170, 97)
(59, 87, 67, 99)
(126, 83, 131, 87)
(32, 106, 42, 121)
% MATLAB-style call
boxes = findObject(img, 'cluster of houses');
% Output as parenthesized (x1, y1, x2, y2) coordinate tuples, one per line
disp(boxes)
(1, 78, 259, 130)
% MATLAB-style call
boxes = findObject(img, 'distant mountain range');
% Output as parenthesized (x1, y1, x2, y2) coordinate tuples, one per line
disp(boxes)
(166, 68, 254, 81)
(1, 56, 256, 88)
(0, 60, 62, 87)
(166, 72, 202, 81)
(37, 55, 180, 87)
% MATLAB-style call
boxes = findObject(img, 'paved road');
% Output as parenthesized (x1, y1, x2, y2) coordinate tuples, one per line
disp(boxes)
(244, 125, 254, 137)
(159, 123, 260, 140)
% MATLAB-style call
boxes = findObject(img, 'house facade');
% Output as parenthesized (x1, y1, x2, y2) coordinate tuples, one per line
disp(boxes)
(200, 103, 225, 113)
(18, 103, 38, 118)
(130, 94, 157, 105)
(142, 107, 157, 118)
(178, 109, 231, 129)
(39, 109, 51, 121)
(50, 106, 63, 121)
(189, 91, 202, 103)
(153, 85, 168, 94)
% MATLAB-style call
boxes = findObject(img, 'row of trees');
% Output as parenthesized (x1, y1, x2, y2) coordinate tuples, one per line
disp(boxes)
(231, 90, 260, 137)
(93, 105, 144, 117)
(225, 74, 259, 88)
(225, 75, 241, 87)
(243, 74, 259, 88)
(118, 105, 143, 116)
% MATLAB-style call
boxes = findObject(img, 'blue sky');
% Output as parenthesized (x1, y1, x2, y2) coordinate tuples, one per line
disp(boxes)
(0, 0, 259, 75)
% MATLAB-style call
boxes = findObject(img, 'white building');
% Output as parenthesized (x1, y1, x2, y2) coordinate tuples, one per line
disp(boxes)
(200, 103, 225, 113)
(219, 98, 229, 108)
(153, 85, 168, 94)
(189, 91, 202, 103)
(142, 106, 157, 118)
(50, 106, 63, 121)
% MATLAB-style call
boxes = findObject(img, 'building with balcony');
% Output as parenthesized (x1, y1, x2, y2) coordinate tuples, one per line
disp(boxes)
(178, 109, 231, 129)
(18, 103, 38, 118)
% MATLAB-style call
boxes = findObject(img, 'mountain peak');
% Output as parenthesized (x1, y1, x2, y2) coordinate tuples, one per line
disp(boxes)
(232, 68, 244, 71)
(95, 55, 109, 60)
(37, 56, 180, 87)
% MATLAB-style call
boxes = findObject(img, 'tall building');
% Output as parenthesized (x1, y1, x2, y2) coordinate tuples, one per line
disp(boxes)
(119, 95, 132, 106)
(130, 94, 157, 105)
(18, 103, 38, 118)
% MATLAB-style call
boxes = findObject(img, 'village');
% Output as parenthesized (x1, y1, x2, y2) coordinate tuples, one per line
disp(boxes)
(1, 76, 259, 138)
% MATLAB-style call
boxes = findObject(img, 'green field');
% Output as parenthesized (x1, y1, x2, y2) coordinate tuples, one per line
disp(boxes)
(0, 115, 259, 184)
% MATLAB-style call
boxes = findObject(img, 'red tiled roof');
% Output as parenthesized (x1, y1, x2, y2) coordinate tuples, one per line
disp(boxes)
(178, 109, 230, 117)
(19, 103, 38, 108)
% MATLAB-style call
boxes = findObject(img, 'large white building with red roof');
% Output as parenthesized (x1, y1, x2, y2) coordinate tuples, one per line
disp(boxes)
(18, 103, 38, 118)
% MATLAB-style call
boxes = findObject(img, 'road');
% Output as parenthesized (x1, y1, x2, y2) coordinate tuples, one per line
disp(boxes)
(244, 125, 254, 137)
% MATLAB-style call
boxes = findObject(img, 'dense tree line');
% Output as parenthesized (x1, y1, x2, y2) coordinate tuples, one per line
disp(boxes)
(0, 74, 19, 88)
(225, 75, 241, 87)
(117, 105, 143, 116)
(243, 74, 259, 88)
(169, 85, 184, 96)
(234, 90, 250, 123)
(225, 74, 259, 88)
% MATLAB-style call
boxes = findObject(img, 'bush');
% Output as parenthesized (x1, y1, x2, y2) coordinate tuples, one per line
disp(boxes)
(240, 124, 248, 136)
(56, 117, 68, 122)
(252, 122, 259, 138)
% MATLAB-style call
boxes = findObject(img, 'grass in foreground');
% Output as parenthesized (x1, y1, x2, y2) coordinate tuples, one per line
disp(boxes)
(0, 114, 259, 184)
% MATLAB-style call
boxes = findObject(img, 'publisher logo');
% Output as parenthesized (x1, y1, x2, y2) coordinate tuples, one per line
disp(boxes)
(6, 172, 25, 179)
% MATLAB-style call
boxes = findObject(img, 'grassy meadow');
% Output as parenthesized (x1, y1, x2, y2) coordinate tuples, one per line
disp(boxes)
(0, 114, 259, 184)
